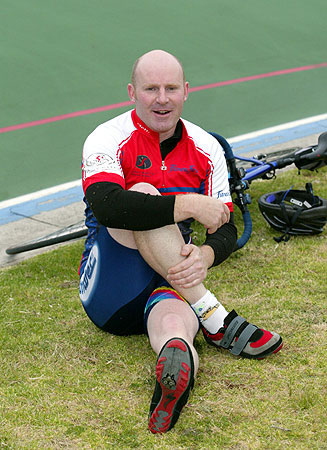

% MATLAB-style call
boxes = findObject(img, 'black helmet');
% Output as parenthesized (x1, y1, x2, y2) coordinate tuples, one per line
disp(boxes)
(258, 183, 327, 242)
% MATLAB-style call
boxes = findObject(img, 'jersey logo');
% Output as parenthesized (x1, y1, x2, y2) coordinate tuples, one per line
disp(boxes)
(82, 153, 122, 179)
(217, 190, 231, 198)
(169, 164, 198, 173)
(136, 155, 152, 169)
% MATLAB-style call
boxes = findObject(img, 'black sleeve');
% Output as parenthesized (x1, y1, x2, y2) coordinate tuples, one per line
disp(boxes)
(85, 182, 176, 230)
(203, 213, 238, 267)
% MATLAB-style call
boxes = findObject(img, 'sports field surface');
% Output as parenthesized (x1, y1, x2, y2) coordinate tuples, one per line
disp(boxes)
(1, 166, 326, 448)
(1, 0, 327, 201)
(1, 2, 327, 447)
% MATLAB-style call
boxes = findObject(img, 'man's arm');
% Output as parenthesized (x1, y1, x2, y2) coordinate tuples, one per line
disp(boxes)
(202, 216, 237, 266)
(174, 191, 231, 234)
(85, 182, 175, 230)
(86, 181, 231, 234)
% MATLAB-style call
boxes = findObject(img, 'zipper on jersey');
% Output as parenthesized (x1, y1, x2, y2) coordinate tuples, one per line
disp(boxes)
(160, 159, 167, 188)
(161, 160, 167, 171)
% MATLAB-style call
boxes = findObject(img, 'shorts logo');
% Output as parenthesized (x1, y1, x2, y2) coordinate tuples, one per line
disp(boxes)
(79, 243, 99, 304)
(136, 155, 152, 169)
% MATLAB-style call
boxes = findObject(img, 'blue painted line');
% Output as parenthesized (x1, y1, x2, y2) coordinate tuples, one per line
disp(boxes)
(0, 118, 326, 226)
(0, 185, 84, 226)
(232, 119, 327, 155)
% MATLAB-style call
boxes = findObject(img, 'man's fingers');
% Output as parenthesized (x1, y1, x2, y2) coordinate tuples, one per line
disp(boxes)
(168, 259, 191, 275)
(198, 198, 230, 232)
(170, 274, 203, 289)
(168, 245, 196, 274)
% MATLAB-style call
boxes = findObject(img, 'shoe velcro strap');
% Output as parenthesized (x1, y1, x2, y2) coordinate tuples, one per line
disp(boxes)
(220, 316, 246, 349)
(230, 323, 257, 355)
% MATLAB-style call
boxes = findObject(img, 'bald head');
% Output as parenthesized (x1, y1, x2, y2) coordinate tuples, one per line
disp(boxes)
(131, 50, 185, 87)
(127, 49, 189, 142)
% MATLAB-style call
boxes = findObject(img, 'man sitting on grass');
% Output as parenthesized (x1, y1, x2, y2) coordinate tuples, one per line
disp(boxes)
(79, 49, 283, 433)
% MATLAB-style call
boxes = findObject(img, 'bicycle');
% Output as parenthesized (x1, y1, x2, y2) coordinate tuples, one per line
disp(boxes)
(211, 131, 327, 249)
(6, 132, 327, 255)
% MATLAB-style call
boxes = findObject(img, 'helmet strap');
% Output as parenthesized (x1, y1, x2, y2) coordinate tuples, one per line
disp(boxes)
(274, 197, 306, 243)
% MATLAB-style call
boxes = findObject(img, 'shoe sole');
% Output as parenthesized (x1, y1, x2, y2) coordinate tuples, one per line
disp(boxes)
(249, 339, 283, 360)
(149, 338, 194, 434)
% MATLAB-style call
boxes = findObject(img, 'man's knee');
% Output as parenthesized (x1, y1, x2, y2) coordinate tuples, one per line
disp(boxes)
(130, 183, 161, 196)
(144, 286, 188, 319)
(107, 183, 160, 248)
(147, 299, 200, 348)
(159, 310, 187, 332)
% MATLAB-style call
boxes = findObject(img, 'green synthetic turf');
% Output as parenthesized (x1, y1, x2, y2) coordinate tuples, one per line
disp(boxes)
(0, 167, 326, 448)
(1, 0, 327, 200)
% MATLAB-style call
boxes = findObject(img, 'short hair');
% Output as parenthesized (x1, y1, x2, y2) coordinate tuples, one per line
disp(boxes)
(131, 51, 186, 86)
(131, 57, 141, 86)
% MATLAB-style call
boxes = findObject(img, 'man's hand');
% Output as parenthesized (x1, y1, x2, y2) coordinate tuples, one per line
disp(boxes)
(194, 196, 230, 234)
(174, 194, 230, 234)
(167, 244, 212, 289)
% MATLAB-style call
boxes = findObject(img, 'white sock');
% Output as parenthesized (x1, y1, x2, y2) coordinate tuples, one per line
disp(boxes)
(191, 290, 228, 334)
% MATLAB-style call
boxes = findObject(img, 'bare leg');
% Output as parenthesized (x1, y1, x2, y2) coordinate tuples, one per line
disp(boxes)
(107, 183, 203, 369)
(147, 299, 199, 374)
(134, 222, 207, 303)
(133, 212, 203, 372)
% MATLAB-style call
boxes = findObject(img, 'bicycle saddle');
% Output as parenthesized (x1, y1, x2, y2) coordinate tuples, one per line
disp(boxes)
(316, 131, 327, 154)
(294, 132, 327, 170)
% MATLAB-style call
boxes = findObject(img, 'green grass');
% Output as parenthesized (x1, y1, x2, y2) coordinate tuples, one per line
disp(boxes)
(0, 167, 326, 449)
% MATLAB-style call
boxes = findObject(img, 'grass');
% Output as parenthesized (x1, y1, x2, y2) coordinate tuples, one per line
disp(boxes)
(0, 167, 326, 449)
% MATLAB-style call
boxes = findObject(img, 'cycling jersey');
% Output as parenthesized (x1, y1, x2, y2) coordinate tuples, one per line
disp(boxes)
(82, 109, 233, 208)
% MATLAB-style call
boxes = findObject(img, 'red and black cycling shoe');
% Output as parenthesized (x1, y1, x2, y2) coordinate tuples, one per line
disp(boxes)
(149, 337, 194, 434)
(202, 310, 283, 359)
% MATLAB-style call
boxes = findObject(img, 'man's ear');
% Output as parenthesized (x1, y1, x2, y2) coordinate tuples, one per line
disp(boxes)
(184, 81, 189, 101)
(127, 83, 136, 103)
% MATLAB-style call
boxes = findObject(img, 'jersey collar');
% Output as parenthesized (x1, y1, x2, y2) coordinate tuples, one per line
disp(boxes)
(131, 109, 159, 140)
(131, 109, 186, 142)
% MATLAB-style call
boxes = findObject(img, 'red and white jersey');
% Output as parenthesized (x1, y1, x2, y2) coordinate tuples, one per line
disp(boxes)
(82, 109, 233, 211)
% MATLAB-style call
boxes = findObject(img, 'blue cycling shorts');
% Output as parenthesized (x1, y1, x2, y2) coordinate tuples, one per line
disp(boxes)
(79, 225, 173, 335)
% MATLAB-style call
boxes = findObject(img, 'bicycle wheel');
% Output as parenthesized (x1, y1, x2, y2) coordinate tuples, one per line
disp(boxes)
(6, 220, 87, 255)
(235, 146, 301, 170)
(260, 146, 301, 162)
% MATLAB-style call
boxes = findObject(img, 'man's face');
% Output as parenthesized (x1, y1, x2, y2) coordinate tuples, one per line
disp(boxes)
(128, 55, 189, 142)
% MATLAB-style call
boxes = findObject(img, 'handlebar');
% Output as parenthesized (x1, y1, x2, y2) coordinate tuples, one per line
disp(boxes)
(235, 208, 252, 249)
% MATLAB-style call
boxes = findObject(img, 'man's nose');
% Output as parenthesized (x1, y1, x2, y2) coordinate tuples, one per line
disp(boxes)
(157, 88, 168, 104)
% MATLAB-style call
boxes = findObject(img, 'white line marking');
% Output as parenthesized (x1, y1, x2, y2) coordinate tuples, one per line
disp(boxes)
(228, 113, 327, 143)
(0, 180, 81, 210)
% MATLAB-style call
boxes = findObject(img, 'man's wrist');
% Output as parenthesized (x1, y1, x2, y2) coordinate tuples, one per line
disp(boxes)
(200, 244, 215, 269)
(174, 194, 199, 223)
